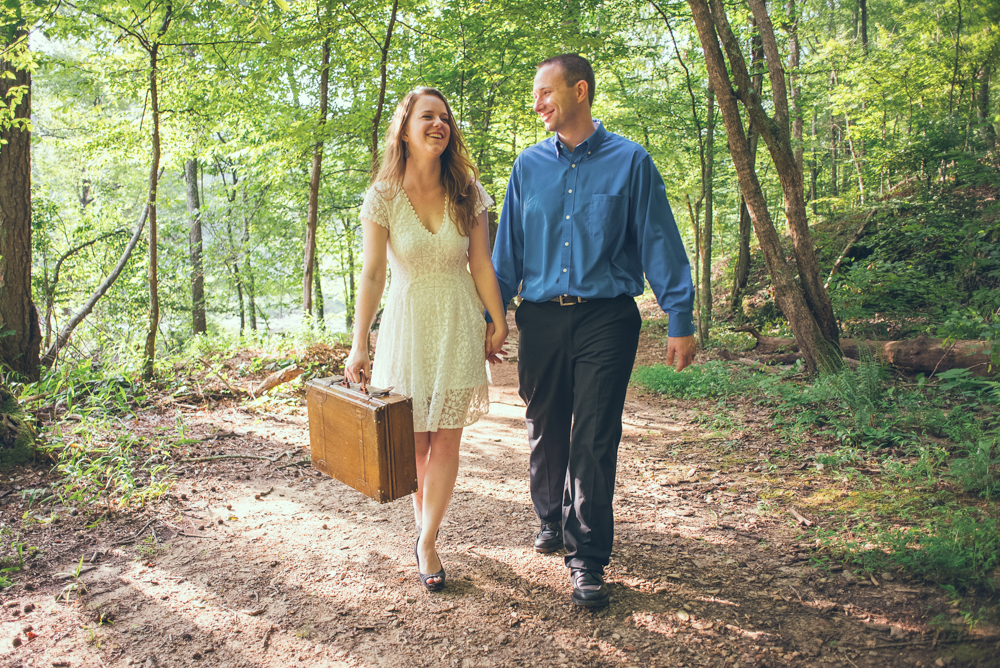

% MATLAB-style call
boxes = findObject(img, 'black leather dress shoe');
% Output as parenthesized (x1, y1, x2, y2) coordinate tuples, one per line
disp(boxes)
(571, 569, 610, 608)
(533, 522, 563, 553)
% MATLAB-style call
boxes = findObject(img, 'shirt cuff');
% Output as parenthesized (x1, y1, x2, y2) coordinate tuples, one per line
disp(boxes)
(667, 312, 695, 338)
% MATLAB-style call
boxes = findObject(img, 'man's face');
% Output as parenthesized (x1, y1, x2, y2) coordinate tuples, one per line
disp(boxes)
(532, 63, 584, 134)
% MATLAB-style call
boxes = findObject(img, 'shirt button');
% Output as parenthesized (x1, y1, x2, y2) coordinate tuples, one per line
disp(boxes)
(562, 268, 568, 273)
(565, 215, 570, 219)
(568, 189, 572, 193)
(571, 163, 576, 168)
(564, 242, 569, 246)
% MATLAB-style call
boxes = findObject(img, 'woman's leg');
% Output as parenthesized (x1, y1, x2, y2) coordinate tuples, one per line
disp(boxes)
(412, 432, 431, 528)
(415, 427, 463, 583)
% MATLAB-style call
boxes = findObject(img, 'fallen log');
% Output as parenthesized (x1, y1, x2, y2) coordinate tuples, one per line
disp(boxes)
(732, 326, 996, 376)
(255, 365, 305, 395)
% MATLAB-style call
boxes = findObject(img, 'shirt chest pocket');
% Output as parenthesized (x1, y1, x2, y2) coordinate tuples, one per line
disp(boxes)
(587, 194, 627, 241)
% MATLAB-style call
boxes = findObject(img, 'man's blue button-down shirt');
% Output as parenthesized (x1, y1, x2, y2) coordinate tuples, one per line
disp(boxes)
(492, 121, 695, 337)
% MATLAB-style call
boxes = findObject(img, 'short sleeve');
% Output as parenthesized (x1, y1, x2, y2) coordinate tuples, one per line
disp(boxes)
(360, 185, 390, 228)
(472, 181, 494, 217)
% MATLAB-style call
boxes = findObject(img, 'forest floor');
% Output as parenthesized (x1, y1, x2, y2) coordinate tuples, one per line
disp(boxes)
(2, 299, 1000, 668)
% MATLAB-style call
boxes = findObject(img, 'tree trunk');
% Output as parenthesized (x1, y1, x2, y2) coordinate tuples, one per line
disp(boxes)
(185, 158, 206, 334)
(342, 218, 357, 333)
(809, 109, 818, 212)
(234, 261, 245, 333)
(142, 6, 173, 380)
(313, 252, 324, 329)
(745, 0, 839, 343)
(143, 42, 162, 380)
(370, 0, 400, 170)
(786, 0, 803, 174)
(949, 0, 963, 114)
(0, 30, 41, 381)
(303, 36, 330, 316)
(843, 111, 866, 204)
(978, 62, 996, 152)
(730, 25, 763, 313)
(687, 0, 840, 374)
(859, 0, 869, 55)
(698, 84, 715, 345)
(239, 184, 257, 332)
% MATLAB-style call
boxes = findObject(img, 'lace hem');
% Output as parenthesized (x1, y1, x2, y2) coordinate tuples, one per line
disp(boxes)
(412, 383, 490, 432)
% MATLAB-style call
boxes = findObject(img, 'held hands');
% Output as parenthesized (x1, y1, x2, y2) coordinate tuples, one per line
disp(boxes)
(344, 346, 372, 390)
(665, 334, 697, 372)
(485, 320, 509, 365)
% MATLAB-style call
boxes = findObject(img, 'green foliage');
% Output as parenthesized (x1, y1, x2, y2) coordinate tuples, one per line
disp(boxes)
(829, 191, 1000, 339)
(631, 360, 758, 399)
(0, 529, 36, 588)
(21, 358, 146, 420)
(950, 436, 1000, 499)
(821, 350, 887, 431)
(41, 422, 174, 512)
(817, 507, 1000, 594)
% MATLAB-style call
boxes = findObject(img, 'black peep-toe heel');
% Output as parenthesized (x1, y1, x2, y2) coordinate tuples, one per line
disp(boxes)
(414, 540, 446, 592)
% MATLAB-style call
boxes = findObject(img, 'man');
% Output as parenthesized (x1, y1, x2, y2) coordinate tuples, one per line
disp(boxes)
(490, 54, 697, 608)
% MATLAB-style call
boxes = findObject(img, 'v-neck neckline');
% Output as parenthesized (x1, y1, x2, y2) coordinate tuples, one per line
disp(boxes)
(401, 188, 448, 237)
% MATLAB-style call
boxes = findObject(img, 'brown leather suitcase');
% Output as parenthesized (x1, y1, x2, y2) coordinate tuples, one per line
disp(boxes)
(305, 376, 418, 503)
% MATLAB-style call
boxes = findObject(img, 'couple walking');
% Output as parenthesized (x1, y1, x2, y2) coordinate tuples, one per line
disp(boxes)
(344, 54, 696, 608)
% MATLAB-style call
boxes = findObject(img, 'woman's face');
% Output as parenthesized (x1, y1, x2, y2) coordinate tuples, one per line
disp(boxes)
(402, 95, 451, 160)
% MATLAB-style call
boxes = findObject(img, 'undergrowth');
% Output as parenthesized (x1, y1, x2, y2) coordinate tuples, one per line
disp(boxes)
(9, 325, 349, 518)
(633, 354, 1000, 598)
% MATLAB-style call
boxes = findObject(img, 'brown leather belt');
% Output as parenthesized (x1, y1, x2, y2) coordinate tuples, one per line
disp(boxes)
(550, 295, 588, 306)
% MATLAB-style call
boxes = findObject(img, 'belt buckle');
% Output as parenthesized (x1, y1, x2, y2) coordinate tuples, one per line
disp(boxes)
(558, 295, 578, 306)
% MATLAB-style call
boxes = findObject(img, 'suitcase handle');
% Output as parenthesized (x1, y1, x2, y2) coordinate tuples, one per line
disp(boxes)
(325, 374, 395, 398)
(341, 370, 367, 393)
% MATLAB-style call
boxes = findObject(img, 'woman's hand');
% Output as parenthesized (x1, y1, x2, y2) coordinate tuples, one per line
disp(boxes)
(344, 347, 372, 389)
(485, 319, 509, 365)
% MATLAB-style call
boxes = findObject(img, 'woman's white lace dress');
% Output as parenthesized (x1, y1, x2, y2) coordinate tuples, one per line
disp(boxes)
(360, 182, 493, 432)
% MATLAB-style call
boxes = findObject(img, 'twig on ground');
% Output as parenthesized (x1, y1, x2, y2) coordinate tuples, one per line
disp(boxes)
(198, 357, 247, 395)
(276, 457, 311, 470)
(55, 565, 97, 580)
(179, 454, 279, 464)
(177, 447, 302, 464)
(115, 518, 156, 546)
(177, 532, 218, 540)
(200, 431, 238, 442)
(788, 507, 813, 526)
(870, 635, 1000, 649)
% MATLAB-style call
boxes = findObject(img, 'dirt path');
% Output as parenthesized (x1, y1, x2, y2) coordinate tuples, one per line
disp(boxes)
(3, 313, 998, 668)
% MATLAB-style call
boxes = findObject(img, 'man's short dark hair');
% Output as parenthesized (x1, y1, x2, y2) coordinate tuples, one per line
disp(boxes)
(538, 54, 595, 106)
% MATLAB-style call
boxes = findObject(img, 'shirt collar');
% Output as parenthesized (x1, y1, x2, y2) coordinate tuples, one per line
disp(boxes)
(552, 119, 606, 157)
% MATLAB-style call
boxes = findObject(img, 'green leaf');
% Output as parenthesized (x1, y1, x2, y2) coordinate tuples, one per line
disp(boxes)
(273, 0, 290, 10)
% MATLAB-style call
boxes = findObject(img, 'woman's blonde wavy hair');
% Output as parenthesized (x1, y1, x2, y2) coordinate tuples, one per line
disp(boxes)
(372, 87, 480, 237)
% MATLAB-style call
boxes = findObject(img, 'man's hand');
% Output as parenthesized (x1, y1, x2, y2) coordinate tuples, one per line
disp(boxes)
(665, 335, 697, 372)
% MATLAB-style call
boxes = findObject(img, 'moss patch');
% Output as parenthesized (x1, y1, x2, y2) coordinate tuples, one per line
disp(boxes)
(0, 384, 35, 468)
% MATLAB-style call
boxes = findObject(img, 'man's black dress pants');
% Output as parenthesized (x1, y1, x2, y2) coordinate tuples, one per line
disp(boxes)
(515, 295, 642, 573)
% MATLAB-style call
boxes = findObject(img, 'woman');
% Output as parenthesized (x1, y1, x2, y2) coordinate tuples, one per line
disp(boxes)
(344, 88, 508, 592)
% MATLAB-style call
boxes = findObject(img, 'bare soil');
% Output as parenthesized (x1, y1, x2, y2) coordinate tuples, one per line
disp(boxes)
(3, 301, 999, 668)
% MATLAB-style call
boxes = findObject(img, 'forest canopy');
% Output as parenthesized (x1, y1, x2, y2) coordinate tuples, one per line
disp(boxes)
(0, 0, 998, 377)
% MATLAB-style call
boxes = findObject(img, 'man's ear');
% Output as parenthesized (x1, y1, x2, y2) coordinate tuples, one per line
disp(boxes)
(576, 80, 589, 105)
